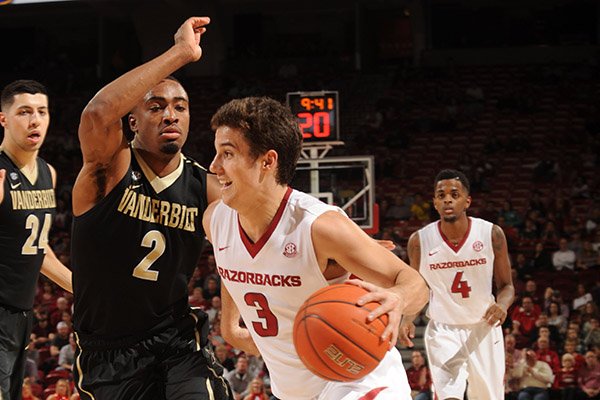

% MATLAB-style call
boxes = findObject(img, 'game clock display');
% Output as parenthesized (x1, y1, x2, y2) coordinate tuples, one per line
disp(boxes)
(287, 91, 339, 142)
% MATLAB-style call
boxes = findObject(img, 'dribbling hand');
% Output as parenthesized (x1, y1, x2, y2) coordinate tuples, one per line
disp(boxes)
(347, 278, 405, 349)
(174, 16, 210, 62)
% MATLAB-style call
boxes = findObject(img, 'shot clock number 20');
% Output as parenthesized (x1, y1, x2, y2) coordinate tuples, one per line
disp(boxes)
(286, 91, 339, 142)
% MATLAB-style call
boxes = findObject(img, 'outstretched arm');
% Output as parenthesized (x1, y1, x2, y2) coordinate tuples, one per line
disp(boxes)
(483, 224, 514, 326)
(73, 16, 210, 215)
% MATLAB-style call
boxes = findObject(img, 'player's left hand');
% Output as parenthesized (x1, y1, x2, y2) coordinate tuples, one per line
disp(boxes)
(483, 302, 507, 327)
(346, 278, 404, 349)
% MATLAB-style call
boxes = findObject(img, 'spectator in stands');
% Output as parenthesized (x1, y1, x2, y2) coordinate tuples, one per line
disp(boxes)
(499, 200, 522, 228)
(578, 241, 599, 270)
(540, 221, 561, 249)
(573, 284, 594, 312)
(581, 302, 600, 326)
(532, 314, 561, 346)
(31, 313, 53, 348)
(513, 349, 554, 400)
(21, 378, 41, 400)
(188, 286, 206, 308)
(535, 337, 560, 373)
(35, 280, 59, 312)
(214, 344, 235, 373)
(576, 352, 600, 399)
(522, 280, 542, 306)
(563, 339, 586, 369)
(206, 295, 222, 326)
(57, 333, 75, 371)
(547, 301, 568, 335)
(520, 219, 540, 241)
(512, 296, 541, 343)
(514, 253, 534, 280)
(553, 353, 578, 400)
(46, 378, 71, 400)
(49, 322, 70, 358)
(528, 191, 547, 218)
(406, 350, 431, 400)
(50, 297, 71, 328)
(506, 334, 524, 397)
(242, 377, 269, 400)
(225, 356, 253, 400)
(385, 191, 412, 221)
(410, 193, 430, 222)
(478, 199, 498, 223)
(552, 238, 576, 271)
(202, 275, 221, 303)
(544, 289, 570, 320)
(583, 317, 600, 351)
(532, 243, 554, 272)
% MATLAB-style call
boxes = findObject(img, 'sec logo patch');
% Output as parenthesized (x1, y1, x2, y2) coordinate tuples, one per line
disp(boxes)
(472, 241, 484, 252)
(283, 242, 297, 258)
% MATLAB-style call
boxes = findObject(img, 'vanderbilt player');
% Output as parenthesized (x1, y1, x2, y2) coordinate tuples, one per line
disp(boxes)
(70, 18, 231, 400)
(0, 79, 72, 400)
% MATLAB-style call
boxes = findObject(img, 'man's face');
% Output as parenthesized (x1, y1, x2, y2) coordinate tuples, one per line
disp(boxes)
(411, 351, 424, 367)
(210, 126, 264, 210)
(0, 93, 49, 153)
(522, 298, 534, 312)
(129, 79, 190, 155)
(433, 179, 471, 223)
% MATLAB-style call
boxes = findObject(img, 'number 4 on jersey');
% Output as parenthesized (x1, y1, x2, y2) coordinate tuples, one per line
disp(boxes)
(451, 271, 472, 298)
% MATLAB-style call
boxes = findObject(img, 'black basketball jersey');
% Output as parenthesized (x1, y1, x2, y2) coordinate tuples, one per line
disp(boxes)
(71, 148, 209, 339)
(0, 150, 56, 310)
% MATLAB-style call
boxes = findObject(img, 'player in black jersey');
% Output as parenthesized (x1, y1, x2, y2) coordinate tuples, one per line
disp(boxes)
(0, 79, 72, 400)
(71, 17, 231, 400)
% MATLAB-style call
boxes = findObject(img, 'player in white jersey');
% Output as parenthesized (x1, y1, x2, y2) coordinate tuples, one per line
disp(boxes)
(202, 97, 429, 400)
(400, 169, 514, 400)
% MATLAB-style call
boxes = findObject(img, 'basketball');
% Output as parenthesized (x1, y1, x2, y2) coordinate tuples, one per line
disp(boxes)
(293, 283, 389, 382)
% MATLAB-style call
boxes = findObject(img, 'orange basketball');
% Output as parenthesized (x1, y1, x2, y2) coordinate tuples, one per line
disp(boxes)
(293, 283, 389, 382)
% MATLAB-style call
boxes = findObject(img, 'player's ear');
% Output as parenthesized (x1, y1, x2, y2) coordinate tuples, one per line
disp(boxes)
(465, 195, 472, 209)
(128, 113, 137, 133)
(0, 112, 6, 128)
(261, 150, 278, 170)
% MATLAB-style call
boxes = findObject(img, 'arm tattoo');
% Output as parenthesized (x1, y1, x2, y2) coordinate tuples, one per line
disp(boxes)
(492, 225, 505, 253)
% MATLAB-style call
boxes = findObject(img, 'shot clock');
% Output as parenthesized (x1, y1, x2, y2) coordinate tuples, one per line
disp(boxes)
(286, 91, 339, 142)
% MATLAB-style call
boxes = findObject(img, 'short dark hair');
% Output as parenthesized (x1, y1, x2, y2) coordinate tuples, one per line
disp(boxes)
(434, 169, 470, 193)
(1, 79, 48, 111)
(211, 97, 302, 185)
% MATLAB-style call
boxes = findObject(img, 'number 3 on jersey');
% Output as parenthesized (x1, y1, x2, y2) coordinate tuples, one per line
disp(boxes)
(451, 271, 472, 298)
(245, 292, 279, 336)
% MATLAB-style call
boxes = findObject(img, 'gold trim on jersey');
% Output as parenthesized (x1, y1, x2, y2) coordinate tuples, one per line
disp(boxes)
(132, 147, 184, 194)
(74, 332, 96, 400)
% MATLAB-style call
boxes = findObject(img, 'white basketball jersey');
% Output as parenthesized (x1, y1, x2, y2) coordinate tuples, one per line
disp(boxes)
(418, 217, 495, 325)
(210, 188, 349, 400)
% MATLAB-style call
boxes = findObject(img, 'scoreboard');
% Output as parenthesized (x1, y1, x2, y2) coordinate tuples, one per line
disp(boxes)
(287, 91, 339, 143)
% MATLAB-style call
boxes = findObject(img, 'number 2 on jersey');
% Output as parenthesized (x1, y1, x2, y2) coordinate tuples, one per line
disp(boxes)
(132, 230, 165, 281)
(244, 292, 279, 337)
(451, 271, 472, 298)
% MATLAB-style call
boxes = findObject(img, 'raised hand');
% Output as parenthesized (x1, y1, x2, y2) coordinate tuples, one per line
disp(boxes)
(174, 16, 211, 62)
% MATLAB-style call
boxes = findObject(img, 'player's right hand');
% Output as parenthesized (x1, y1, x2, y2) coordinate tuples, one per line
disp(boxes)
(174, 16, 210, 62)
(398, 319, 415, 348)
(0, 169, 5, 204)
